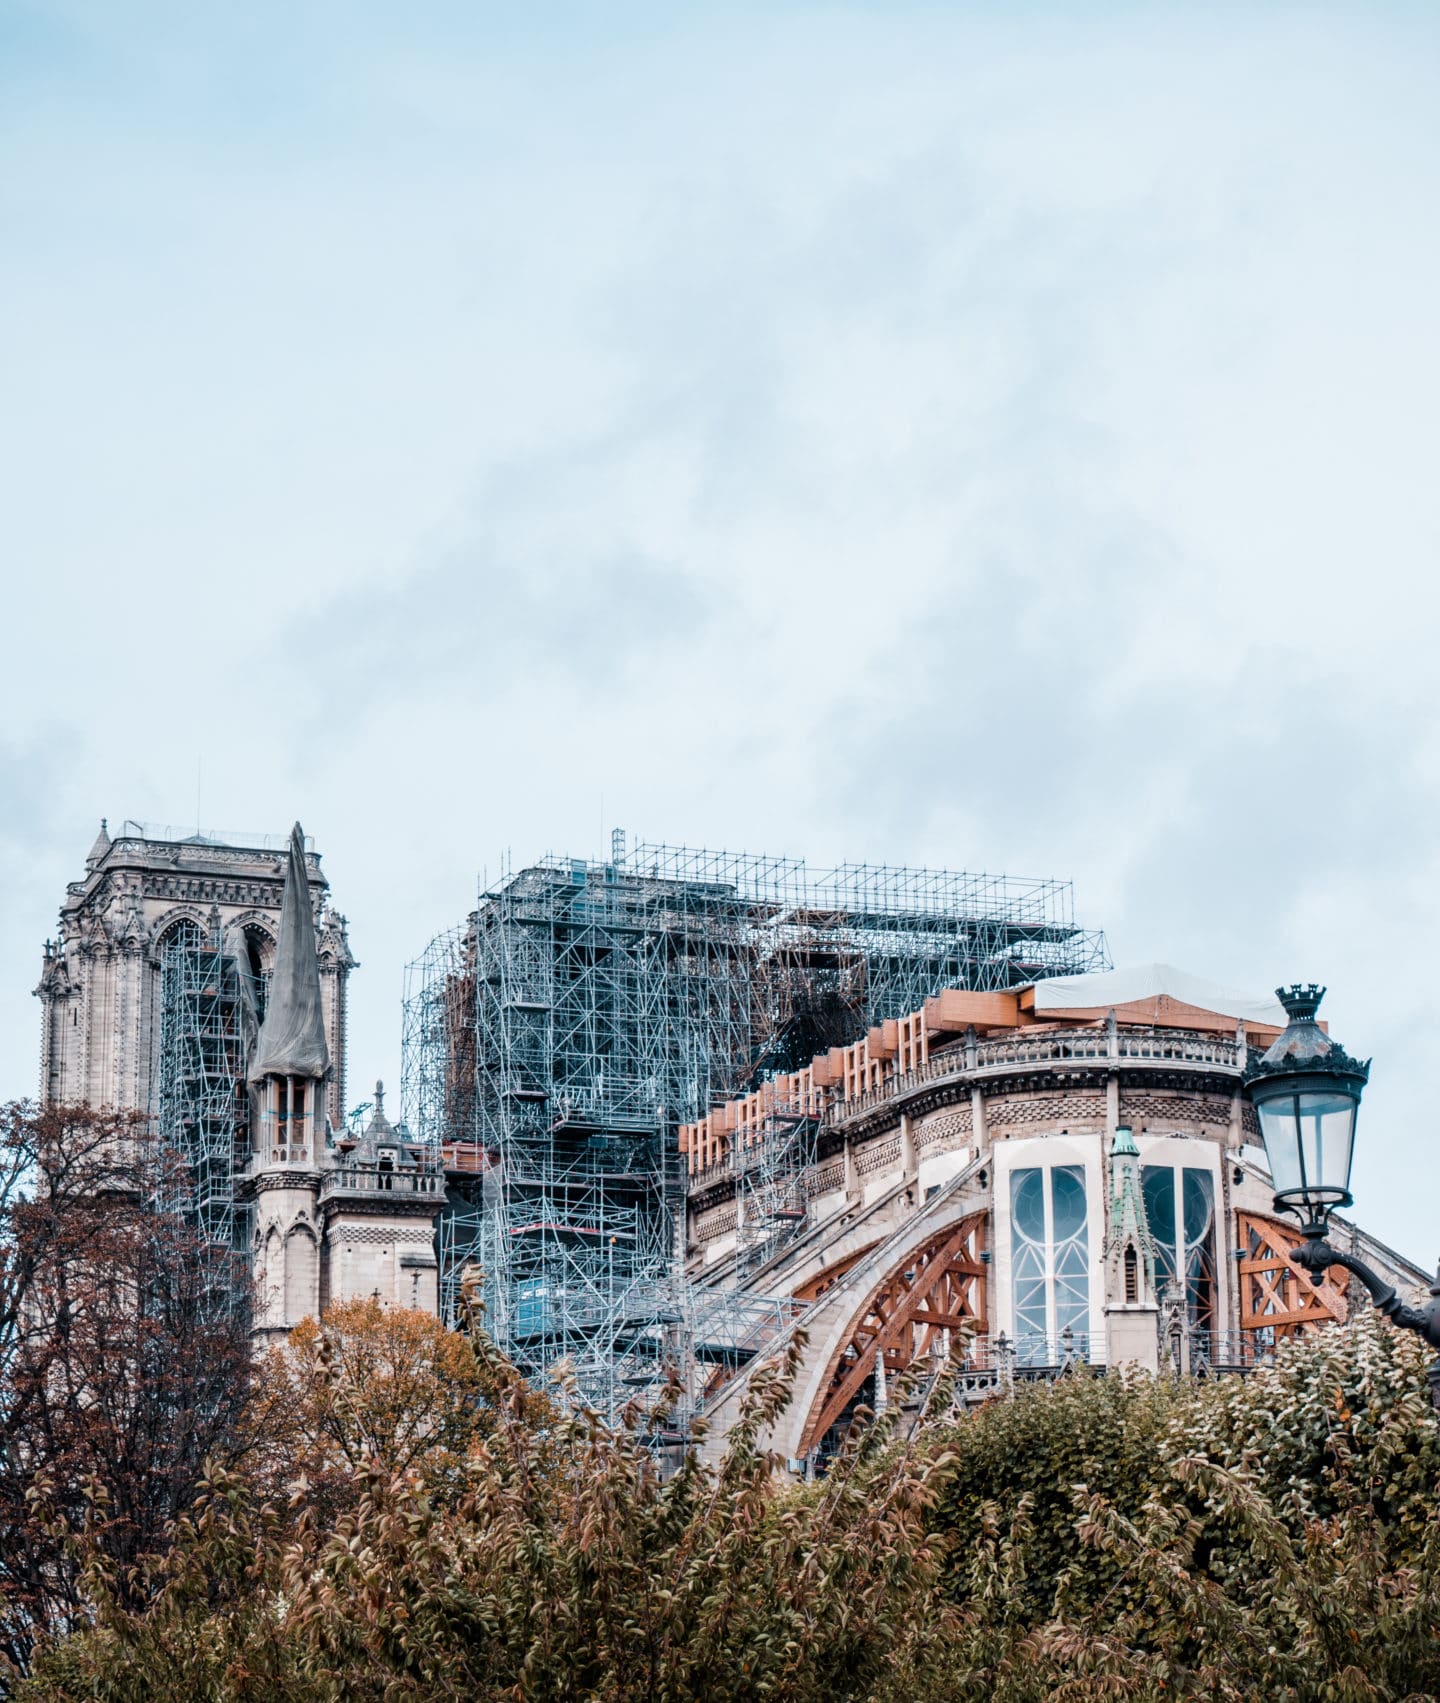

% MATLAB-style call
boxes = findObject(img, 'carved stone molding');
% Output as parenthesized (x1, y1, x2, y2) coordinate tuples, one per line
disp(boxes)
(324, 1223, 438, 1246)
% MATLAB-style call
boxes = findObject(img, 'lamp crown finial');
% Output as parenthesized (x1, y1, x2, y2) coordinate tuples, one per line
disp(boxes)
(1276, 983, 1325, 1023)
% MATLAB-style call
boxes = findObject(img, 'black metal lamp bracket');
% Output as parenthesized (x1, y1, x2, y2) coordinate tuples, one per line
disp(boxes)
(1289, 1231, 1440, 1407)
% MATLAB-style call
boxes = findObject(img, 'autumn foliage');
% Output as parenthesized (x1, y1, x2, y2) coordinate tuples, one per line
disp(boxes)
(247, 1296, 486, 1517)
(4, 1099, 1439, 1699)
(13, 1307, 1440, 1699)
(0, 1102, 252, 1680)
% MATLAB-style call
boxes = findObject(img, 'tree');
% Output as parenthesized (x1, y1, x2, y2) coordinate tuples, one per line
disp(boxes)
(19, 1305, 961, 1701)
(248, 1297, 486, 1518)
(14, 1271, 1440, 1699)
(0, 1101, 253, 1682)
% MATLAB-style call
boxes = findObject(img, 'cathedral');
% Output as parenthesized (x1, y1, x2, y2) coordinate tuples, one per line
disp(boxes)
(35, 820, 440, 1341)
(36, 822, 1430, 1457)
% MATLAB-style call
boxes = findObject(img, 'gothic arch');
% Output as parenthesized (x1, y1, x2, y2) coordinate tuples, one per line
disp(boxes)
(284, 1221, 320, 1326)
(799, 1211, 988, 1454)
(261, 1224, 284, 1328)
(227, 910, 277, 936)
(148, 907, 213, 958)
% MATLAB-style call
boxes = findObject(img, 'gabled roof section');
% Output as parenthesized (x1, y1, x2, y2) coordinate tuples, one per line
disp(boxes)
(247, 822, 330, 1084)
(353, 1081, 401, 1160)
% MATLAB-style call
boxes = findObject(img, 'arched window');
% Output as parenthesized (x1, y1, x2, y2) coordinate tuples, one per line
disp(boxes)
(159, 916, 206, 957)
(1010, 1164, 1090, 1356)
(1141, 1165, 1217, 1331)
(1124, 1242, 1139, 1303)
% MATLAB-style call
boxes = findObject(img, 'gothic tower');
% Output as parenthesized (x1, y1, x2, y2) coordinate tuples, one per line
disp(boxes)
(36, 819, 353, 1129)
(37, 816, 440, 1339)
(247, 823, 332, 1341)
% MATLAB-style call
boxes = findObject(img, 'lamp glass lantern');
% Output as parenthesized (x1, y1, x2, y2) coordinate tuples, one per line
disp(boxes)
(1244, 985, 1370, 1232)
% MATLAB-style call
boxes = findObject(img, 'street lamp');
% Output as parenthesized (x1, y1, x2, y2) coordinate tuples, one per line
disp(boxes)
(1244, 985, 1440, 1408)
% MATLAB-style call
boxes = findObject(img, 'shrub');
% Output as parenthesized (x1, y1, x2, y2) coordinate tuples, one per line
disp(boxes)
(19, 1309, 1440, 1701)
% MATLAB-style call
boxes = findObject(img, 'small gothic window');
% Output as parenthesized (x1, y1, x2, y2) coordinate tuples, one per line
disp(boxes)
(1124, 1242, 1138, 1303)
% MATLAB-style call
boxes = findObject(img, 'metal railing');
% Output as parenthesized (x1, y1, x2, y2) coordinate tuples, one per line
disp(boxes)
(826, 1026, 1243, 1129)
(1187, 1330, 1271, 1374)
(116, 821, 313, 854)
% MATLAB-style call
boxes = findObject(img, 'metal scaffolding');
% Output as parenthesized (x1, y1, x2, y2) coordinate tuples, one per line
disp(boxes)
(733, 1102, 822, 1284)
(402, 833, 1107, 1416)
(155, 919, 252, 1281)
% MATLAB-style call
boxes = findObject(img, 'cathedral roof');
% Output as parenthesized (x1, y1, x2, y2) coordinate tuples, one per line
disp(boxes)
(85, 819, 111, 869)
(247, 821, 330, 1084)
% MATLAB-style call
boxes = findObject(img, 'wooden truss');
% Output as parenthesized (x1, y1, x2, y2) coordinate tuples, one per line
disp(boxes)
(1237, 1211, 1348, 1337)
(800, 1212, 987, 1453)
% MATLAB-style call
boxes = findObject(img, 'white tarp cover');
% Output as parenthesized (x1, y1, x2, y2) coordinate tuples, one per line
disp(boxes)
(1028, 962, 1286, 1027)
(247, 821, 331, 1083)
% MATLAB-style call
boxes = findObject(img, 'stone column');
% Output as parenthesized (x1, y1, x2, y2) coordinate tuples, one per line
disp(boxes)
(970, 1085, 987, 1151)
(899, 1111, 918, 1181)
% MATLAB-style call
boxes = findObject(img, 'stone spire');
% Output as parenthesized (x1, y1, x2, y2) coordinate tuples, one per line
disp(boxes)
(1103, 1124, 1162, 1372)
(353, 1080, 400, 1162)
(1104, 1125, 1157, 1302)
(248, 822, 330, 1084)
(85, 819, 111, 870)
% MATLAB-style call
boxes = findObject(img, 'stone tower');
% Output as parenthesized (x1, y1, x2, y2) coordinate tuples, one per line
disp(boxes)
(241, 826, 441, 1343)
(246, 823, 333, 1340)
(35, 819, 353, 1128)
(37, 817, 441, 1341)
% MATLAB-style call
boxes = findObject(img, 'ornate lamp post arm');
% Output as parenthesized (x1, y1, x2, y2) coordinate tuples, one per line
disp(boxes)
(1289, 1233, 1440, 1406)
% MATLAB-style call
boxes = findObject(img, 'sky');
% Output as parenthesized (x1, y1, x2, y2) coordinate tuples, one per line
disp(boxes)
(2, 3, 1438, 1258)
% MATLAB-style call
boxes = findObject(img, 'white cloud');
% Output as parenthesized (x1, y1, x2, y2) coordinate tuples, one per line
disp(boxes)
(2, 2, 1437, 1255)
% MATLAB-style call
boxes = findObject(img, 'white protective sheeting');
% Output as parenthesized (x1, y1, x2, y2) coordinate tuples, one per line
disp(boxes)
(1028, 962, 1286, 1027)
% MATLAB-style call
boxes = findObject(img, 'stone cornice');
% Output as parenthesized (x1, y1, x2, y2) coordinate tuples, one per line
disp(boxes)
(322, 1199, 442, 1227)
(237, 1168, 324, 1197)
(824, 1054, 1243, 1149)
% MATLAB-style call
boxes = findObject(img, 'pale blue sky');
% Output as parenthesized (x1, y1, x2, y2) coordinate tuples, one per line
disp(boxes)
(3, 4, 1438, 1257)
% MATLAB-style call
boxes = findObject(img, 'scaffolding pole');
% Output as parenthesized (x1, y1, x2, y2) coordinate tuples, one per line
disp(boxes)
(155, 918, 251, 1306)
(402, 837, 1108, 1420)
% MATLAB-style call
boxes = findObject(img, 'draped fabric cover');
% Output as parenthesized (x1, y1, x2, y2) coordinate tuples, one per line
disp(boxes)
(247, 822, 331, 1084)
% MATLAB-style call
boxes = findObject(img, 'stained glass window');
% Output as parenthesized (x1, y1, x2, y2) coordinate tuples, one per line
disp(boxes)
(1142, 1163, 1217, 1330)
(1010, 1164, 1090, 1343)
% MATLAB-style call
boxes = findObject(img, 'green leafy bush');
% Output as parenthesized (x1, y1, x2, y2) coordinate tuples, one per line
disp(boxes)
(922, 1313, 1440, 1699)
(19, 1311, 1440, 1701)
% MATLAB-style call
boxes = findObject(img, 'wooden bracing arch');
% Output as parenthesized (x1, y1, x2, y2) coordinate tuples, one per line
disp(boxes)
(800, 1212, 987, 1453)
(790, 1241, 878, 1305)
(1237, 1211, 1348, 1337)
